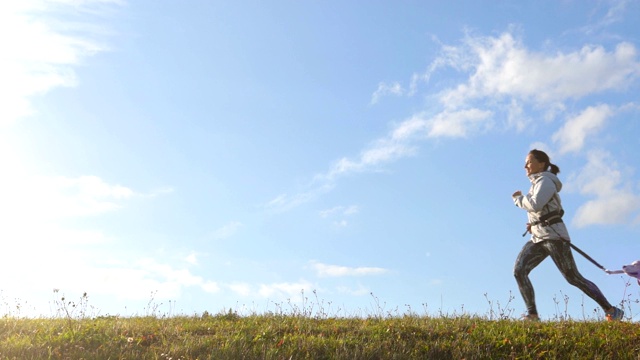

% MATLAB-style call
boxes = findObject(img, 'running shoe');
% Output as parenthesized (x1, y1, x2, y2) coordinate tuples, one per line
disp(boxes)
(605, 307, 624, 321)
(520, 314, 540, 321)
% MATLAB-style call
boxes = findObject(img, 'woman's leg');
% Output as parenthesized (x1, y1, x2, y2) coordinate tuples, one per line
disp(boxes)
(544, 240, 613, 311)
(514, 241, 549, 315)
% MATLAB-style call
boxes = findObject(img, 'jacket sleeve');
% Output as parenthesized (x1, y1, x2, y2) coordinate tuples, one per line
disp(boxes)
(514, 176, 556, 212)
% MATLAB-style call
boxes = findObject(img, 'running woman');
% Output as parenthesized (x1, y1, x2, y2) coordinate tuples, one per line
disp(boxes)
(511, 149, 623, 321)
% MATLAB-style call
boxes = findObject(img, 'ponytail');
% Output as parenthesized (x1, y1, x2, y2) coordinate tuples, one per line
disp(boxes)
(529, 149, 561, 174)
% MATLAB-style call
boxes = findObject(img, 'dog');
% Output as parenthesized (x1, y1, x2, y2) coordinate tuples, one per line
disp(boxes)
(607, 260, 640, 285)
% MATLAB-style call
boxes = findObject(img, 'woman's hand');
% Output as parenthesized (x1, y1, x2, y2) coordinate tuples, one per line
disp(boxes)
(512, 190, 522, 198)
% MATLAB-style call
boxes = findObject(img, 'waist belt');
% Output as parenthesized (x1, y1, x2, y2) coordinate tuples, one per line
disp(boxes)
(530, 209, 564, 227)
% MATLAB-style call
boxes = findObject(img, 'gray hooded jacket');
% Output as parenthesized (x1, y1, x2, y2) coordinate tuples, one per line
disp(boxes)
(513, 171, 570, 243)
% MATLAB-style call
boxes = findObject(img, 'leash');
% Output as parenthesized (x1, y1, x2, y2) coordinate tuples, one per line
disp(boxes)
(565, 241, 627, 275)
(563, 240, 609, 273)
(519, 191, 621, 275)
(522, 216, 616, 274)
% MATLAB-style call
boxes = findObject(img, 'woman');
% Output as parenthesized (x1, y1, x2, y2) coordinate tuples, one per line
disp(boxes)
(511, 149, 623, 321)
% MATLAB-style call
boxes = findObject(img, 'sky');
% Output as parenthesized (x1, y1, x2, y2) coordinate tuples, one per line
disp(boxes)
(1, 0, 639, 320)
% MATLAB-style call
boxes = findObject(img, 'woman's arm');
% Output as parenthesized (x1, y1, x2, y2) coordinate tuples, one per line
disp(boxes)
(514, 176, 556, 212)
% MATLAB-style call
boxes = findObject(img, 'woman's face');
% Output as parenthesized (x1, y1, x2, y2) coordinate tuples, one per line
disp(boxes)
(524, 154, 546, 176)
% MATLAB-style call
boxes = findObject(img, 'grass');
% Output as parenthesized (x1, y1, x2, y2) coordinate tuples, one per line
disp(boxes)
(0, 289, 638, 359)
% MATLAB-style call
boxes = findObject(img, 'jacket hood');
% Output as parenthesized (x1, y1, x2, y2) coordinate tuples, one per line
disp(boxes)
(529, 171, 562, 192)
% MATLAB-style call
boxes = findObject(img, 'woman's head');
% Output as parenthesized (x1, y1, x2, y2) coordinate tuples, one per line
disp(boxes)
(525, 149, 560, 175)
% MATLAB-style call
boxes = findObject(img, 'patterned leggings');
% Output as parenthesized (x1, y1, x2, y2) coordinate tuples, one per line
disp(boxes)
(513, 239, 612, 315)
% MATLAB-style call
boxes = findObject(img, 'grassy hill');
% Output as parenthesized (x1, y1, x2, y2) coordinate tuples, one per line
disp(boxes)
(0, 292, 638, 359)
(1, 312, 640, 359)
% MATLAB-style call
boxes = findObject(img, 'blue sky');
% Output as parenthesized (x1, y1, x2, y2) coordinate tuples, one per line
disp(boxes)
(1, 0, 639, 320)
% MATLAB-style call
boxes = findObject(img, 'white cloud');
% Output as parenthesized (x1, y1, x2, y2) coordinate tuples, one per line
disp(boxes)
(220, 281, 316, 300)
(319, 205, 359, 218)
(0, 172, 138, 254)
(580, 0, 631, 34)
(437, 33, 640, 108)
(391, 108, 494, 140)
(263, 108, 483, 214)
(324, 141, 417, 181)
(319, 205, 359, 228)
(0, 144, 168, 240)
(228, 283, 252, 297)
(0, 253, 219, 308)
(319, 207, 340, 218)
(552, 104, 613, 154)
(568, 150, 640, 227)
(210, 221, 243, 240)
(600, 0, 629, 26)
(391, 115, 430, 141)
(370, 81, 405, 104)
(505, 99, 529, 132)
(267, 30, 640, 213)
(264, 182, 334, 213)
(334, 220, 349, 228)
(343, 205, 359, 216)
(574, 193, 639, 227)
(0, 0, 123, 126)
(0, 174, 136, 225)
(129, 258, 220, 298)
(50, 0, 126, 6)
(185, 252, 199, 265)
(311, 261, 388, 278)
(426, 108, 495, 138)
(258, 281, 314, 300)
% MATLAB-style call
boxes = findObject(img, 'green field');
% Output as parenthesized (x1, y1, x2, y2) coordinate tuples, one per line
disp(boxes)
(0, 291, 638, 359)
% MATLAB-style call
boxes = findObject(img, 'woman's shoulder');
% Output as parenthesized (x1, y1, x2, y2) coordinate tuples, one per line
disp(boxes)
(532, 172, 562, 191)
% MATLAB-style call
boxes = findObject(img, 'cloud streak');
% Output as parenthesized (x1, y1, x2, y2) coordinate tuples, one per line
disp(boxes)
(370, 81, 404, 104)
(319, 205, 359, 218)
(311, 261, 388, 278)
(211, 221, 244, 240)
